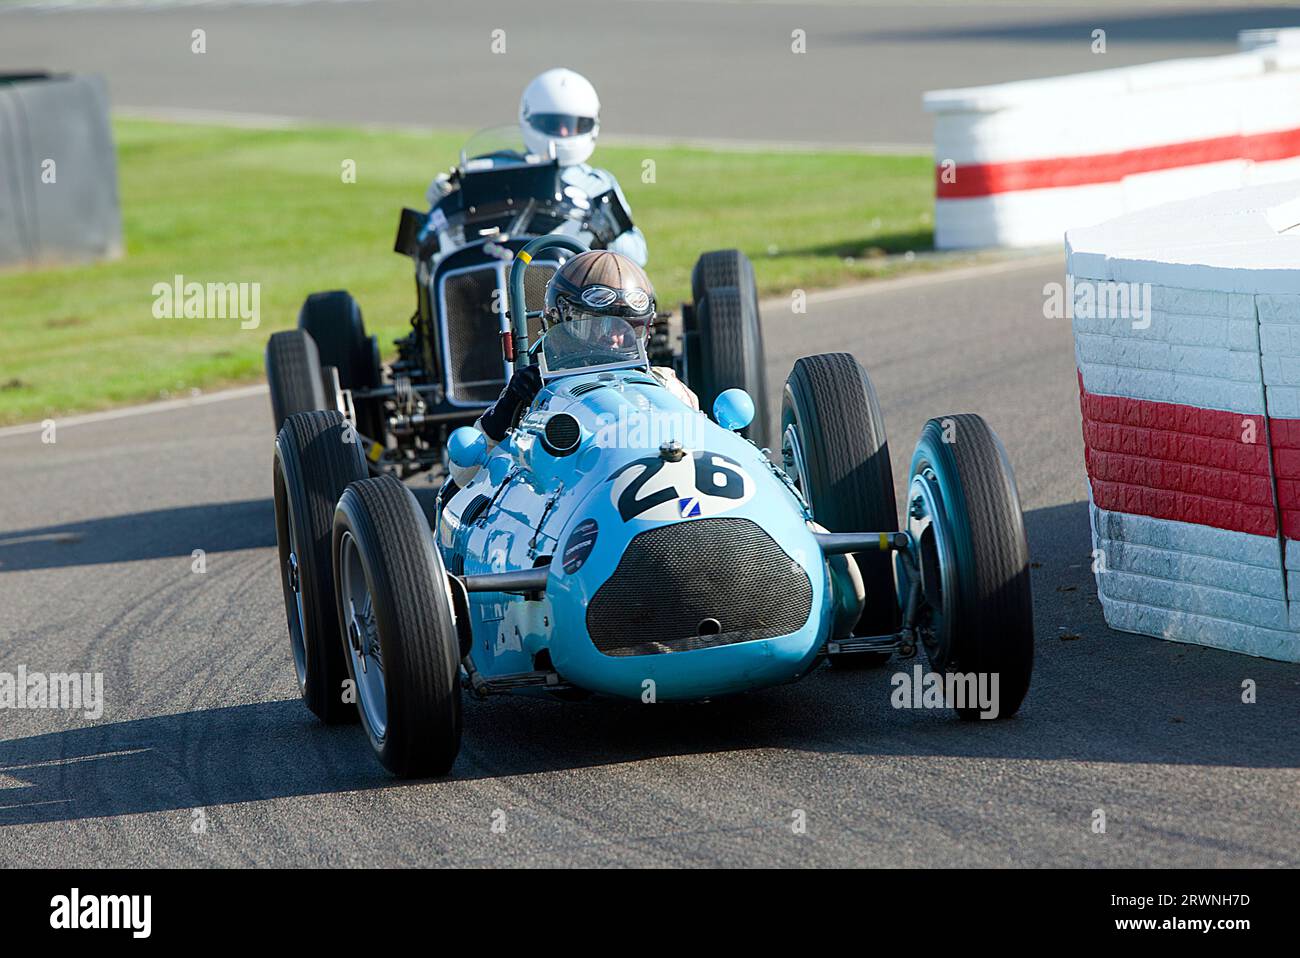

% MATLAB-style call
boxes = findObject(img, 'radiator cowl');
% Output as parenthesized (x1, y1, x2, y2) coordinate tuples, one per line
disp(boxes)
(585, 517, 813, 657)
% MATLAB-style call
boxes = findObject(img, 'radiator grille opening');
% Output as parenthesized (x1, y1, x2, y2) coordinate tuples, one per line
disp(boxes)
(442, 267, 505, 403)
(440, 262, 557, 404)
(586, 517, 813, 656)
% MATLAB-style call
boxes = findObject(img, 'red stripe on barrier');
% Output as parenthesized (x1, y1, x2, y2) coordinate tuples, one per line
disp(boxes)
(1271, 418, 1300, 542)
(937, 127, 1300, 198)
(1077, 374, 1279, 537)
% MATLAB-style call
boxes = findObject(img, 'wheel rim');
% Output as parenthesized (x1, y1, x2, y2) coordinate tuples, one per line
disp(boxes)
(338, 531, 388, 739)
(782, 423, 812, 518)
(907, 465, 959, 661)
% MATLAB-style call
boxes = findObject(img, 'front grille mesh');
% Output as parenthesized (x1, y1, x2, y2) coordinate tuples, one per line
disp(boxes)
(586, 517, 812, 656)
(443, 267, 505, 403)
(441, 262, 556, 403)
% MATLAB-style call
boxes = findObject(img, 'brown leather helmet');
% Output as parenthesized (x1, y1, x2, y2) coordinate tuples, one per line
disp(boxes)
(542, 250, 656, 332)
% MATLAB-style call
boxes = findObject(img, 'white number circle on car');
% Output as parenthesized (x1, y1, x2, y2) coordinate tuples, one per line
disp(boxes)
(609, 451, 755, 522)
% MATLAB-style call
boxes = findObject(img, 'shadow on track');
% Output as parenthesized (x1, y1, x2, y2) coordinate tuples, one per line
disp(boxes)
(0, 499, 275, 572)
(2, 500, 1296, 828)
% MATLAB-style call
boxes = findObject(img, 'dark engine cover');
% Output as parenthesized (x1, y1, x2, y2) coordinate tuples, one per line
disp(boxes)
(586, 517, 813, 656)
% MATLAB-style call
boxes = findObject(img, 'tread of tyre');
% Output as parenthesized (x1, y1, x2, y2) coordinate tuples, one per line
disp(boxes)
(696, 285, 771, 447)
(267, 330, 327, 432)
(784, 353, 899, 664)
(914, 413, 1033, 719)
(334, 475, 462, 777)
(298, 290, 379, 392)
(691, 249, 757, 315)
(299, 290, 384, 442)
(274, 410, 368, 723)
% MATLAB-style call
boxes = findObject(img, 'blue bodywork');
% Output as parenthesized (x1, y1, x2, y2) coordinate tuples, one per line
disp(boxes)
(436, 368, 836, 701)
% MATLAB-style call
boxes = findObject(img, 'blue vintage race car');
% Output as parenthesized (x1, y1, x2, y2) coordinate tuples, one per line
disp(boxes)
(272, 236, 1034, 777)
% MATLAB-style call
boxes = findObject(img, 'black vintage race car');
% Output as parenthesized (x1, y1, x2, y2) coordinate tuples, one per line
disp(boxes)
(264, 133, 771, 476)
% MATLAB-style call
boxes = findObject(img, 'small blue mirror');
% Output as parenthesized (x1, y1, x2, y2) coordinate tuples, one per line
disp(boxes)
(713, 388, 755, 432)
(448, 426, 488, 469)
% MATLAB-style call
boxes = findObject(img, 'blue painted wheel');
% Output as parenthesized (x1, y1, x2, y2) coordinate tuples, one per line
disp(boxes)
(907, 414, 1033, 719)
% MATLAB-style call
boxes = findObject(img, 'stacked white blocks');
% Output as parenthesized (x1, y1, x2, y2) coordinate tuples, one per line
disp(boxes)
(1067, 180, 1300, 662)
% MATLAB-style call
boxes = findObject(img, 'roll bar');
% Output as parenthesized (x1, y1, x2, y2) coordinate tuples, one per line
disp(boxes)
(508, 234, 590, 361)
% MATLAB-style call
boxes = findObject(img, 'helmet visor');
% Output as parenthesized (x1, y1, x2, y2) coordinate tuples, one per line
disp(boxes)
(542, 316, 644, 373)
(527, 113, 597, 137)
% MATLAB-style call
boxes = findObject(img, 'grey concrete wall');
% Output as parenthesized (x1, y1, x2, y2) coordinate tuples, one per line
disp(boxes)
(0, 73, 123, 269)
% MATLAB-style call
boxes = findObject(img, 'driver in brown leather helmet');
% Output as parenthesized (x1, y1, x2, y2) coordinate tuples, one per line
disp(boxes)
(476, 250, 697, 443)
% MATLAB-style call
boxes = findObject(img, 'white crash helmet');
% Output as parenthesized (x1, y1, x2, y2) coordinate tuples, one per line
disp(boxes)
(519, 68, 600, 168)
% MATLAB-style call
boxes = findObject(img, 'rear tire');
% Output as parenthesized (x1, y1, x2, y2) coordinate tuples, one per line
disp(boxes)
(298, 291, 383, 440)
(273, 410, 368, 723)
(691, 248, 759, 320)
(907, 414, 1033, 719)
(689, 250, 770, 447)
(266, 330, 327, 432)
(782, 353, 899, 668)
(333, 475, 462, 777)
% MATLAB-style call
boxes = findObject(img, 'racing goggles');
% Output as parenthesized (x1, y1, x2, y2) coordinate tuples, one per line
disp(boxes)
(527, 113, 597, 138)
(573, 284, 653, 321)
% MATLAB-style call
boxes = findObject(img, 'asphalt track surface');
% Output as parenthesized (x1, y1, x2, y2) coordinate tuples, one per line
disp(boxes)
(2, 256, 1298, 867)
(4, 1, 1300, 145)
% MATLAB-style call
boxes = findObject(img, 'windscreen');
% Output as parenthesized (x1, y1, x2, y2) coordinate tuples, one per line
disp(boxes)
(459, 125, 530, 167)
(541, 316, 646, 375)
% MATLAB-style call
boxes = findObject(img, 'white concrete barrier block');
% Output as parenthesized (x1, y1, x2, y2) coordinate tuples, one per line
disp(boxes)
(1150, 286, 1232, 317)
(1098, 595, 1300, 661)
(1229, 318, 1261, 352)
(1074, 184, 1300, 648)
(1257, 294, 1300, 324)
(1265, 385, 1300, 419)
(1092, 505, 1280, 566)
(1170, 375, 1267, 415)
(1163, 315, 1226, 348)
(1263, 356, 1300, 386)
(1100, 570, 1289, 630)
(1102, 539, 1286, 599)
(1259, 324, 1300, 356)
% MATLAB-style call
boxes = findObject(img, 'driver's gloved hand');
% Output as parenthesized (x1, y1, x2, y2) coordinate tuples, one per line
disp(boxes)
(478, 364, 542, 441)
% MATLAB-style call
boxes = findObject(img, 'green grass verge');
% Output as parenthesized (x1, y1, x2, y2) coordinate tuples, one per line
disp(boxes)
(0, 117, 935, 424)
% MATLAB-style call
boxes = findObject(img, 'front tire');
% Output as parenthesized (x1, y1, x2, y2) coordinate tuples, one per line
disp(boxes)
(333, 475, 462, 778)
(688, 250, 770, 448)
(782, 353, 899, 668)
(273, 410, 368, 722)
(908, 414, 1033, 719)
